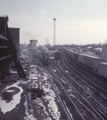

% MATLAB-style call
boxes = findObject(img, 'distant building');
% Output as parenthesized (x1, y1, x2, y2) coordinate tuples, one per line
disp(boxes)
(29, 40, 38, 49)
(28, 40, 38, 58)
(102, 44, 107, 61)
(9, 28, 20, 52)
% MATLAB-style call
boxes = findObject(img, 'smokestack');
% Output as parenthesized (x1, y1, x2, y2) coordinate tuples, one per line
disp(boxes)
(45, 38, 46, 45)
(47, 38, 48, 45)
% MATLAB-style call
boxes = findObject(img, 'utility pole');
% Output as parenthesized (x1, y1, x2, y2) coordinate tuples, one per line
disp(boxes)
(53, 18, 56, 46)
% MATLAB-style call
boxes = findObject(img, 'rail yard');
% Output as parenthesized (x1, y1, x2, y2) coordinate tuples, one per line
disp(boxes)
(0, 16, 107, 120)
(36, 48, 107, 120)
(46, 48, 107, 120)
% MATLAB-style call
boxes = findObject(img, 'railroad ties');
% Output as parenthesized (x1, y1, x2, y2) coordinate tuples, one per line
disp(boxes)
(46, 48, 107, 120)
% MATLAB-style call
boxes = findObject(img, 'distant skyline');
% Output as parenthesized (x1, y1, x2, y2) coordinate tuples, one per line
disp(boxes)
(1, 0, 107, 45)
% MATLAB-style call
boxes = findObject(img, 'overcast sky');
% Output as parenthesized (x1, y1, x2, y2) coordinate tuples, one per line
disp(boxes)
(1, 0, 107, 45)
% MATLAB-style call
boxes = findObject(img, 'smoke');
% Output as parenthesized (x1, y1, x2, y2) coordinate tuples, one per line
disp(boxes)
(38, 45, 48, 54)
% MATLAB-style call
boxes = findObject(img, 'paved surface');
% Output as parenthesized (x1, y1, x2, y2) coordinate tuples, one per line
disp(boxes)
(0, 73, 26, 120)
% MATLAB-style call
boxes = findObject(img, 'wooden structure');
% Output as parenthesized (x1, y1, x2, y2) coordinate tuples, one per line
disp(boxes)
(0, 16, 26, 81)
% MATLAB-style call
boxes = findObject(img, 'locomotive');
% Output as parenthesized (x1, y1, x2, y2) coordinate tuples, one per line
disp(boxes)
(37, 46, 49, 65)
(41, 53, 49, 65)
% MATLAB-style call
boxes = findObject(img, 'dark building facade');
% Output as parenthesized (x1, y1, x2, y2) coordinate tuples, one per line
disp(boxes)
(0, 16, 26, 81)
(0, 16, 8, 37)
(9, 28, 20, 52)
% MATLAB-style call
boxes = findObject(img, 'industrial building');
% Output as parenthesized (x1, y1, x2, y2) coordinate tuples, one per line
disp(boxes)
(102, 44, 107, 62)
(28, 40, 38, 58)
(0, 16, 26, 82)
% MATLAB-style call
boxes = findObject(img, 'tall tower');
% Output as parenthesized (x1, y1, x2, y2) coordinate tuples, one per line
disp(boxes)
(53, 18, 56, 46)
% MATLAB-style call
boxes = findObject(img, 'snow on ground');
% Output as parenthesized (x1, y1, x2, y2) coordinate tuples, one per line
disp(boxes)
(0, 63, 61, 119)
(24, 65, 61, 120)
(0, 82, 23, 114)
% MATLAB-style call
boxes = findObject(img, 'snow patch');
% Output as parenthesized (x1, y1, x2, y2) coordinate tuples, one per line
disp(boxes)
(0, 83, 23, 114)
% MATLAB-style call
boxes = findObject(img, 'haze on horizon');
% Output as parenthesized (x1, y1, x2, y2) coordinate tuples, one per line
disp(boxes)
(0, 0, 107, 46)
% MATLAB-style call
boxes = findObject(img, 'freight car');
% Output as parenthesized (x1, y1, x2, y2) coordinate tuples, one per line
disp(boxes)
(74, 52, 78, 61)
(64, 48, 74, 58)
(41, 53, 49, 65)
(55, 51, 60, 60)
(98, 62, 107, 78)
(84, 55, 103, 71)
(78, 53, 86, 64)
(64, 47, 104, 72)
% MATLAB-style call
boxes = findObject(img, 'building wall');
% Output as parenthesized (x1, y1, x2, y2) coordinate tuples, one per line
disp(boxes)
(9, 28, 20, 52)
(30, 40, 38, 49)
(0, 16, 8, 37)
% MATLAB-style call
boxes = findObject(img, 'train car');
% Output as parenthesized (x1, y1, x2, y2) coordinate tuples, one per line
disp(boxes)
(65, 48, 79, 60)
(84, 55, 103, 71)
(78, 53, 86, 64)
(64, 47, 107, 79)
(70, 50, 74, 58)
(64, 48, 74, 58)
(55, 51, 60, 60)
(74, 52, 78, 61)
(41, 53, 49, 65)
(98, 62, 107, 78)
(64, 47, 103, 70)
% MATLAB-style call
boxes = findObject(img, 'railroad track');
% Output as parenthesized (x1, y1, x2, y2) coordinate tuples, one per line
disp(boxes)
(27, 49, 107, 119)
(54, 49, 107, 119)
(61, 49, 107, 107)
(49, 65, 90, 120)
(57, 60, 107, 118)
(63, 49, 107, 92)
(45, 60, 105, 120)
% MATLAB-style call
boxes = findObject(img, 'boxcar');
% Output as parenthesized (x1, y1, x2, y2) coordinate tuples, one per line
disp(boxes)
(70, 50, 74, 58)
(84, 55, 103, 70)
(78, 53, 86, 64)
(55, 51, 60, 60)
(98, 62, 107, 78)
(64, 48, 74, 58)
(74, 52, 78, 61)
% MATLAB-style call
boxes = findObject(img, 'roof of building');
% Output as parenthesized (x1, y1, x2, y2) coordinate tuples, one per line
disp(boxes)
(0, 15, 9, 21)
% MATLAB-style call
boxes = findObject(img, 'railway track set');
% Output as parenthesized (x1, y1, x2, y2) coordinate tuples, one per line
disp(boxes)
(1, 16, 107, 120)
(41, 48, 107, 120)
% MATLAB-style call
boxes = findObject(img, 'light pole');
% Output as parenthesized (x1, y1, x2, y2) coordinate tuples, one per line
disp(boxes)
(53, 18, 56, 46)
